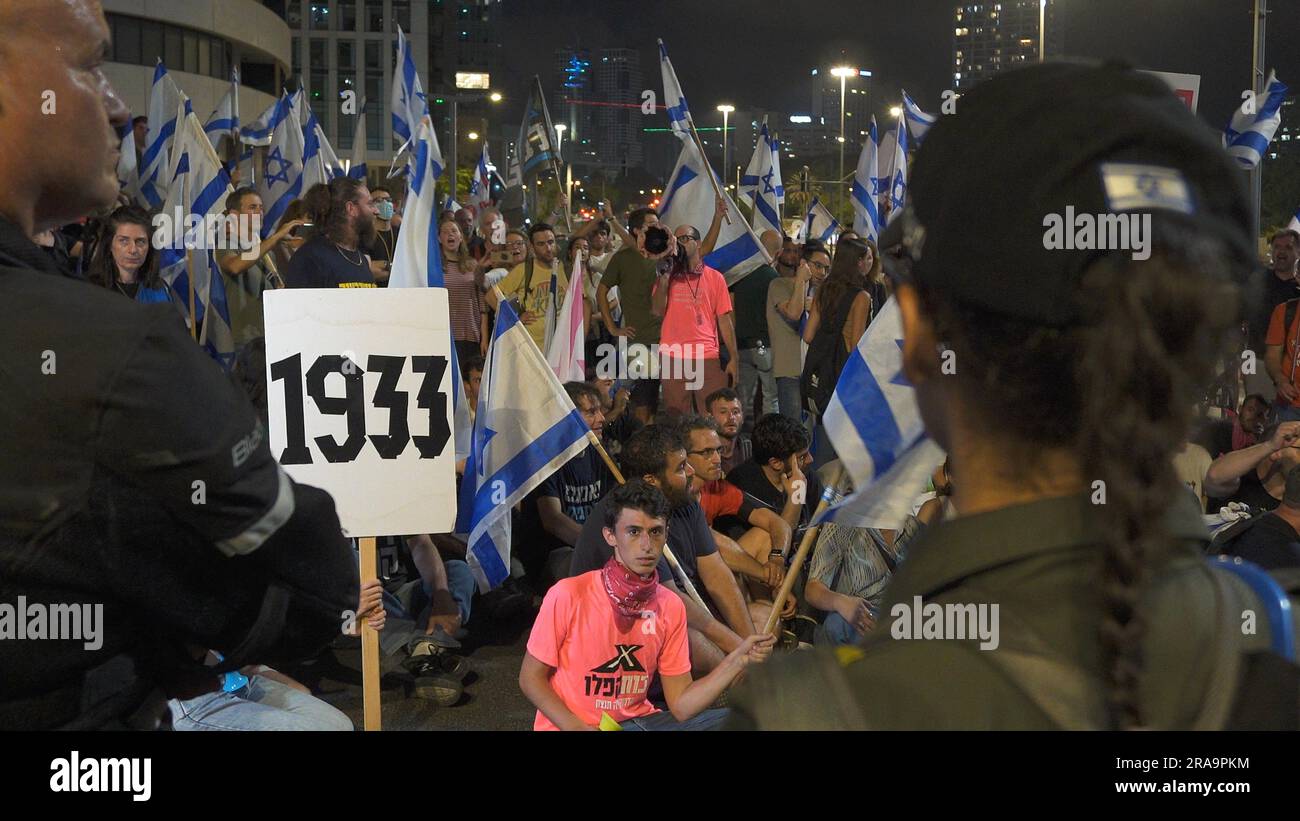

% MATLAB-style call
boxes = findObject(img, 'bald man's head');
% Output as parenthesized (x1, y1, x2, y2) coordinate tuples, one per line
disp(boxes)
(760, 229, 782, 257)
(0, 0, 129, 234)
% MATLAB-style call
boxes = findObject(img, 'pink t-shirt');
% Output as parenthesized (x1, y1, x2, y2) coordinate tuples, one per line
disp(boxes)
(657, 264, 732, 359)
(526, 570, 690, 731)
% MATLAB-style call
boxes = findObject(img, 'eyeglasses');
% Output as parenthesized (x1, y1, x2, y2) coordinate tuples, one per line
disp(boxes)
(688, 447, 722, 458)
(677, 234, 699, 243)
(505, 241, 526, 249)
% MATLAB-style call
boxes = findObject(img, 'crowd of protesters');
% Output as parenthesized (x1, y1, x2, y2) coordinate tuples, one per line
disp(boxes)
(29, 156, 1300, 730)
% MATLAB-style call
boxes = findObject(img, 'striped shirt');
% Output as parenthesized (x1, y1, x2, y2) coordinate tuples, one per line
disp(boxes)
(444, 259, 483, 343)
(807, 523, 906, 611)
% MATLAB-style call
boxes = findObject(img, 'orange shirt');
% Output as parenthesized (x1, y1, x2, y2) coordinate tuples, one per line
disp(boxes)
(526, 570, 690, 730)
(1266, 299, 1300, 406)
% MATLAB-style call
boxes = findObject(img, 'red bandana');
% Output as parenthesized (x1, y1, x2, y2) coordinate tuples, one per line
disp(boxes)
(601, 556, 657, 618)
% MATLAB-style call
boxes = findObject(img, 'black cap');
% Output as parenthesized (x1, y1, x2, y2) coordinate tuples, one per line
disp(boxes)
(881, 62, 1255, 327)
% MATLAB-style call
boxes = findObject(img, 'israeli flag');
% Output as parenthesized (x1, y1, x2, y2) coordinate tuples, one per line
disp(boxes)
(658, 39, 693, 141)
(887, 116, 909, 224)
(443, 195, 463, 214)
(204, 69, 240, 146)
(1288, 206, 1299, 234)
(253, 93, 306, 238)
(140, 61, 186, 208)
(816, 297, 945, 528)
(389, 116, 472, 462)
(470, 144, 493, 215)
(740, 121, 784, 236)
(803, 197, 839, 244)
(457, 297, 593, 591)
(300, 105, 346, 189)
(349, 96, 369, 180)
(157, 98, 236, 368)
(391, 25, 428, 151)
(1224, 70, 1290, 169)
(659, 138, 768, 284)
(851, 116, 882, 244)
(547, 253, 586, 384)
(240, 96, 276, 147)
(901, 89, 937, 146)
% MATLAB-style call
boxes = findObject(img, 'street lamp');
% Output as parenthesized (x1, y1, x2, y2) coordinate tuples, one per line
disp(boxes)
(448, 73, 498, 203)
(830, 66, 858, 218)
(889, 105, 903, 118)
(554, 123, 566, 153)
(716, 104, 735, 192)
(1039, 0, 1047, 63)
(467, 131, 479, 141)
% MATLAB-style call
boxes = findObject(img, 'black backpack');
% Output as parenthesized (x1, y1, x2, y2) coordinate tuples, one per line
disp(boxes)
(800, 289, 863, 415)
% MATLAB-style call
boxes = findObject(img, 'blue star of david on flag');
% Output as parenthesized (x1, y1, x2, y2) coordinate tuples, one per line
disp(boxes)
(263, 146, 291, 186)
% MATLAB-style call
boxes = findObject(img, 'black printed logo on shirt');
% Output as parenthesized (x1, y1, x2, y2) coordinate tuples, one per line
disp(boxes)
(590, 644, 645, 673)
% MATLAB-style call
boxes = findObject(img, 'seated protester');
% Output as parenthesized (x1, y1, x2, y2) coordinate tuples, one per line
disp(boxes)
(283, 179, 378, 288)
(1219, 464, 1300, 570)
(1172, 440, 1214, 512)
(1194, 393, 1269, 458)
(520, 382, 615, 588)
(720, 413, 822, 542)
(520, 481, 775, 730)
(677, 415, 792, 617)
(706, 387, 752, 473)
(804, 523, 901, 647)
(592, 376, 641, 458)
(1203, 421, 1300, 512)
(570, 426, 759, 675)
(170, 581, 384, 730)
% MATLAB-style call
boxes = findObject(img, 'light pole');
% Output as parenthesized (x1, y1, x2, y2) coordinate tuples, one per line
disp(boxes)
(716, 104, 735, 191)
(831, 66, 858, 219)
(448, 74, 502, 203)
(1039, 0, 1047, 63)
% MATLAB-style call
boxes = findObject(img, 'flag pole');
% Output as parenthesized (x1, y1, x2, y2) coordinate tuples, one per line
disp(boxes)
(182, 170, 198, 341)
(761, 463, 845, 636)
(534, 76, 573, 233)
(586, 429, 711, 612)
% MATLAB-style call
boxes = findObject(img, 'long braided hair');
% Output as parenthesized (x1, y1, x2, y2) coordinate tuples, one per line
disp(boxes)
(918, 226, 1239, 729)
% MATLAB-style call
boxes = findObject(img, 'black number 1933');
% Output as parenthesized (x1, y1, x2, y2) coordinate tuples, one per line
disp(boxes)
(269, 353, 450, 465)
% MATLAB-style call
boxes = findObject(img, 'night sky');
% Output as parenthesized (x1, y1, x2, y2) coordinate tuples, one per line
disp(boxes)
(498, 0, 1300, 134)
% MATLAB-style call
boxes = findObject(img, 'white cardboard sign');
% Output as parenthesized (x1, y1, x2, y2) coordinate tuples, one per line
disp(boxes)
(263, 288, 456, 538)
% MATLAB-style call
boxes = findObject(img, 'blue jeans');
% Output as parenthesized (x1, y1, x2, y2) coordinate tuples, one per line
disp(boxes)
(169, 674, 353, 731)
(739, 348, 778, 418)
(817, 612, 864, 646)
(777, 376, 802, 420)
(381, 559, 477, 653)
(1274, 401, 1300, 422)
(620, 707, 728, 731)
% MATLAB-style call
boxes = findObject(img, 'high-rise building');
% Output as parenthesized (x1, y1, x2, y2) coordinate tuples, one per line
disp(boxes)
(271, 1, 501, 182)
(592, 48, 644, 174)
(810, 67, 873, 155)
(952, 1, 1064, 91)
(102, 0, 289, 136)
(552, 48, 597, 171)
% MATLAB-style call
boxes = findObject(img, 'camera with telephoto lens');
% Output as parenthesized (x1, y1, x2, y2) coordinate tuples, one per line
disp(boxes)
(643, 225, 670, 255)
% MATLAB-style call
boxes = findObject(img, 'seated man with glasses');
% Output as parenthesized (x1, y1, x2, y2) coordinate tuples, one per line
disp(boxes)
(677, 415, 794, 629)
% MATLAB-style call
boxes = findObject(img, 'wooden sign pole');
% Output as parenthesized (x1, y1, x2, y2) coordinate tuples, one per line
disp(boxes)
(358, 535, 382, 731)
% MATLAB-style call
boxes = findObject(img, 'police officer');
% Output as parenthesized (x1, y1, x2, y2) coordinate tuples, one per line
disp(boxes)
(0, 0, 361, 728)
(730, 62, 1297, 730)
